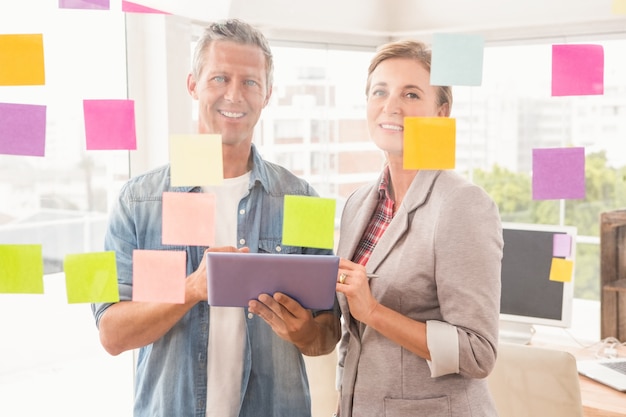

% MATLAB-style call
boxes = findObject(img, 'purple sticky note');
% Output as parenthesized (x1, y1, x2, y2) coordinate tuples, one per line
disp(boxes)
(0, 103, 46, 156)
(532, 147, 586, 200)
(83, 99, 137, 150)
(552, 44, 604, 96)
(59, 0, 110, 9)
(553, 233, 572, 258)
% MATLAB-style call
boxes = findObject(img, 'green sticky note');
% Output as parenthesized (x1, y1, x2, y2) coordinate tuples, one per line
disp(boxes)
(64, 251, 120, 304)
(0, 244, 44, 294)
(282, 195, 336, 250)
(404, 117, 456, 170)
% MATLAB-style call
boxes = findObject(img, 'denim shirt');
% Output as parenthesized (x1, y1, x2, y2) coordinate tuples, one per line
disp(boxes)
(92, 145, 336, 417)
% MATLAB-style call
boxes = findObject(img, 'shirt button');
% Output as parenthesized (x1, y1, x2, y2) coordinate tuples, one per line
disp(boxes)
(276, 246, 282, 252)
(239, 238, 246, 245)
(239, 209, 245, 215)
(248, 313, 254, 319)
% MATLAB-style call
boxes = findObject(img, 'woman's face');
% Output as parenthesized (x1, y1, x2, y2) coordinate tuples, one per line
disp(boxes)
(366, 57, 447, 157)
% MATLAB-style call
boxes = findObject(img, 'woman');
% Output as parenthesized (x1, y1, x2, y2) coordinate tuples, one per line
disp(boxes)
(335, 40, 503, 417)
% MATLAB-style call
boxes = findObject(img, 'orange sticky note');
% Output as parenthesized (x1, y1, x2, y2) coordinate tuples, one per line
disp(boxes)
(549, 258, 574, 283)
(162, 191, 216, 246)
(403, 117, 456, 169)
(169, 134, 223, 186)
(132, 250, 186, 303)
(0, 34, 45, 86)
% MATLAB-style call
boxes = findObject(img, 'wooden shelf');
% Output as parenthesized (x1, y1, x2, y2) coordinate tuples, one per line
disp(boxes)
(600, 209, 626, 341)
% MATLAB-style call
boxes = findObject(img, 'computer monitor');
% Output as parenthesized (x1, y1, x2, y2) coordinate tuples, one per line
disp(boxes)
(499, 222, 577, 344)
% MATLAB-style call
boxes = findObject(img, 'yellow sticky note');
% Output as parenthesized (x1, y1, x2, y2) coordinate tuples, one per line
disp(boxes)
(0, 34, 45, 86)
(64, 252, 120, 304)
(169, 134, 223, 186)
(403, 117, 456, 169)
(549, 258, 574, 283)
(162, 191, 216, 246)
(612, 0, 626, 14)
(282, 195, 336, 250)
(132, 249, 186, 303)
(0, 244, 44, 294)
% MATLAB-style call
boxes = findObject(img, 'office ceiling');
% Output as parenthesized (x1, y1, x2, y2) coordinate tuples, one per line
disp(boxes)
(142, 0, 626, 46)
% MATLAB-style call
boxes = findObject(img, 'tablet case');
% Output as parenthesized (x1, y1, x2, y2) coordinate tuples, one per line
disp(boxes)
(205, 252, 339, 310)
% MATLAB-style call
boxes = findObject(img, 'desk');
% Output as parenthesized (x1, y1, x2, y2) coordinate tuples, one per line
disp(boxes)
(530, 341, 626, 417)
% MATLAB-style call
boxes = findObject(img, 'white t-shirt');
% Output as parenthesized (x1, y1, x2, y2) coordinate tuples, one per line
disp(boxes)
(204, 172, 250, 417)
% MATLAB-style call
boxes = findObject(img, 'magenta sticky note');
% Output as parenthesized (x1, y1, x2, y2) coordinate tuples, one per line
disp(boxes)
(59, 0, 110, 9)
(553, 233, 572, 258)
(122, 1, 170, 14)
(532, 147, 586, 200)
(162, 192, 216, 246)
(552, 44, 604, 96)
(83, 99, 136, 150)
(0, 103, 46, 156)
(132, 249, 186, 303)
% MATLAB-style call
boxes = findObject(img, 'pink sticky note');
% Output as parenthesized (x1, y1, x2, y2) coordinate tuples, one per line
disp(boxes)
(162, 192, 216, 246)
(122, 0, 170, 14)
(83, 99, 136, 150)
(551, 44, 604, 96)
(0, 103, 46, 156)
(132, 250, 186, 303)
(59, 0, 110, 9)
(532, 147, 586, 200)
(553, 233, 572, 258)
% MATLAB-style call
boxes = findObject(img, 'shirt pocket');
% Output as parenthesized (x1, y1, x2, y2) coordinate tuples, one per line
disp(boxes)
(257, 239, 301, 255)
(384, 396, 451, 417)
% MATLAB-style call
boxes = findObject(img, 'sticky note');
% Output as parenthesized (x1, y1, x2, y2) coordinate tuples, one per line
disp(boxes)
(612, 0, 626, 14)
(0, 103, 46, 156)
(549, 257, 574, 283)
(403, 117, 456, 169)
(0, 34, 45, 86)
(282, 195, 336, 250)
(532, 147, 586, 200)
(162, 191, 216, 246)
(132, 250, 186, 303)
(553, 233, 572, 258)
(169, 134, 223, 186)
(431, 33, 484, 86)
(58, 0, 110, 9)
(64, 251, 119, 303)
(0, 244, 44, 294)
(83, 99, 137, 150)
(551, 44, 604, 96)
(122, 1, 169, 14)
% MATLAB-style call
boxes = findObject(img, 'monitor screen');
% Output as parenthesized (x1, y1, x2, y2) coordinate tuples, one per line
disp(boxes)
(499, 222, 577, 344)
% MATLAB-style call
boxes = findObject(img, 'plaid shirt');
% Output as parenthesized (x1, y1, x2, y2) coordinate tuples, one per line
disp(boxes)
(352, 166, 395, 266)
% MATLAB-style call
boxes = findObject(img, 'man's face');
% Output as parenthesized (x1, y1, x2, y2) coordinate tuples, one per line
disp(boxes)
(187, 40, 272, 149)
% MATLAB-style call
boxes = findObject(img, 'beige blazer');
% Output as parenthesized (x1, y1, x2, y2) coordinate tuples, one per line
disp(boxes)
(337, 170, 503, 417)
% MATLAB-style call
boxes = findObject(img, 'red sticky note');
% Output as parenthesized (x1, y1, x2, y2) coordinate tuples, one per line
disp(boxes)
(132, 250, 186, 303)
(122, 1, 170, 14)
(83, 99, 137, 150)
(162, 192, 216, 246)
(552, 44, 604, 96)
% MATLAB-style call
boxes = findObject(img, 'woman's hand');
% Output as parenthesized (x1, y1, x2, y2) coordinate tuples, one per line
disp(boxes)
(335, 258, 379, 324)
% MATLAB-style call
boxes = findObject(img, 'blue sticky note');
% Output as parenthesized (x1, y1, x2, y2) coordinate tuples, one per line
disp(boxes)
(532, 147, 586, 200)
(431, 33, 485, 86)
(0, 103, 46, 156)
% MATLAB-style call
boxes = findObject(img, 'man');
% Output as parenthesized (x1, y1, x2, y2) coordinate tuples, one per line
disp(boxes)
(92, 19, 340, 417)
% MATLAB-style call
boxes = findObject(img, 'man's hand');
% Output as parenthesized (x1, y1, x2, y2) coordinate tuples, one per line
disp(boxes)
(248, 292, 339, 356)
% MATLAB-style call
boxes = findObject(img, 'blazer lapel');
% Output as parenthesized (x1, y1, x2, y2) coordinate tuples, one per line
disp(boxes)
(366, 170, 442, 273)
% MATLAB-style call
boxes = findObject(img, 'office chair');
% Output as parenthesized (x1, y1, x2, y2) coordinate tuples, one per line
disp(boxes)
(487, 342, 584, 417)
